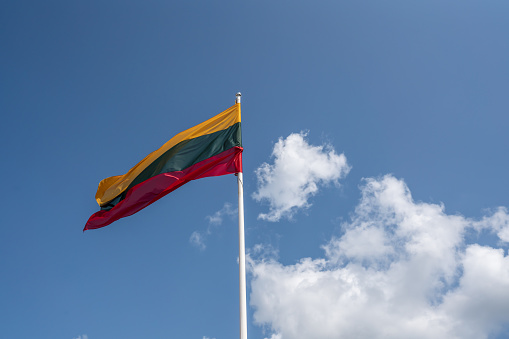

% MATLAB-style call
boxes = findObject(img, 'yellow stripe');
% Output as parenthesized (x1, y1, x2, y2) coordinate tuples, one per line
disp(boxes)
(95, 103, 241, 206)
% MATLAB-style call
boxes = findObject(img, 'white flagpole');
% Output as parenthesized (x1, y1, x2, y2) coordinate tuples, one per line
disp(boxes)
(236, 92, 248, 339)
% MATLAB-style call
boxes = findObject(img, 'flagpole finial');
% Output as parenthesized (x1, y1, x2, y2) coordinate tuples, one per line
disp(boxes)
(236, 92, 242, 104)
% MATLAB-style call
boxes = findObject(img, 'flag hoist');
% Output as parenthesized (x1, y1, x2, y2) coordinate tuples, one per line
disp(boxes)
(84, 93, 248, 339)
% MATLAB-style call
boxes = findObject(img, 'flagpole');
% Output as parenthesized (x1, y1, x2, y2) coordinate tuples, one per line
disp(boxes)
(236, 92, 248, 339)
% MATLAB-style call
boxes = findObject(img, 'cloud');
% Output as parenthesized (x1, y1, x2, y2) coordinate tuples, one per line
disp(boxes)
(206, 202, 237, 226)
(474, 207, 509, 243)
(265, 334, 282, 339)
(73, 336, 88, 339)
(249, 175, 509, 339)
(190, 203, 237, 250)
(253, 132, 350, 222)
(190, 231, 206, 251)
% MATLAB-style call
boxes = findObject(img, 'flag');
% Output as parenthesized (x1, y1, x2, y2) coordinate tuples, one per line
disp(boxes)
(84, 103, 242, 231)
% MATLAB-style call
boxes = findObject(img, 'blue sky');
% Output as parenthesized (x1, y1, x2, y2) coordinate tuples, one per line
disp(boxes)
(1, 1, 508, 338)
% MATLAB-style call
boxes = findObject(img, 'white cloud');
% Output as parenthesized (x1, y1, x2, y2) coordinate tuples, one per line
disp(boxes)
(73, 335, 88, 339)
(474, 207, 509, 243)
(190, 203, 237, 250)
(440, 245, 509, 338)
(253, 132, 350, 222)
(249, 175, 509, 339)
(206, 202, 237, 226)
(190, 231, 206, 251)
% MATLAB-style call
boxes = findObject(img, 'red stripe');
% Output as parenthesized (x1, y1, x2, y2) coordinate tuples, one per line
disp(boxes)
(84, 146, 243, 231)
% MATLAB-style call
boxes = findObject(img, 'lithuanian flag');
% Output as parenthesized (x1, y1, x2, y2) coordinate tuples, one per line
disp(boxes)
(84, 103, 242, 231)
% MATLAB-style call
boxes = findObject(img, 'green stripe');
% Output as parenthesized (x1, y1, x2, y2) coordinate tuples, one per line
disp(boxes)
(100, 122, 241, 210)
